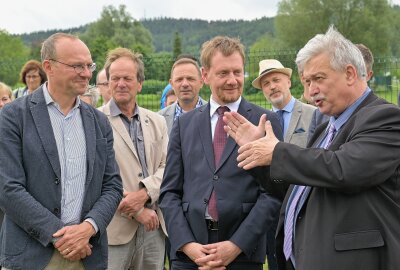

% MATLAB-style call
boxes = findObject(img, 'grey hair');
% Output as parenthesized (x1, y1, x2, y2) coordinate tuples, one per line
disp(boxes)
(81, 86, 100, 107)
(296, 25, 366, 79)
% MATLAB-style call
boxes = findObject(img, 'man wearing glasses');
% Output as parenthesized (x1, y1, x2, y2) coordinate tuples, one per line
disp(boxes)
(96, 68, 112, 108)
(0, 33, 123, 270)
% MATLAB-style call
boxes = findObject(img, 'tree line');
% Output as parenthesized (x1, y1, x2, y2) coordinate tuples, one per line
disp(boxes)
(1, 0, 399, 87)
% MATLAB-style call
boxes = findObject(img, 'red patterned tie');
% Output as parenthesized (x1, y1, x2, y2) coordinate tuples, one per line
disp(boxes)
(209, 106, 229, 220)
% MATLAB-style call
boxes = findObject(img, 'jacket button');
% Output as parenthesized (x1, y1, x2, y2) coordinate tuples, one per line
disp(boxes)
(203, 198, 208, 204)
(213, 175, 219, 180)
(138, 172, 143, 177)
(54, 208, 60, 214)
(55, 178, 60, 185)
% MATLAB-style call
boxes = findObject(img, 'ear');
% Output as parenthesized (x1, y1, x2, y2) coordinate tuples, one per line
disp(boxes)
(137, 81, 143, 93)
(201, 67, 209, 85)
(345, 64, 357, 86)
(42, 60, 52, 75)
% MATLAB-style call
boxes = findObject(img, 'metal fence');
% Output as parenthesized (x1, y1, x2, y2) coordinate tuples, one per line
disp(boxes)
(2, 50, 399, 111)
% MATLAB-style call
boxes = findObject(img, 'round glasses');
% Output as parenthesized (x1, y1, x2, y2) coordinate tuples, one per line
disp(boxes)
(49, 59, 96, 73)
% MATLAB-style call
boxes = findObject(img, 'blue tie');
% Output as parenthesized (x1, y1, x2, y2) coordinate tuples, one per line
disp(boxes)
(276, 110, 285, 132)
(283, 123, 336, 260)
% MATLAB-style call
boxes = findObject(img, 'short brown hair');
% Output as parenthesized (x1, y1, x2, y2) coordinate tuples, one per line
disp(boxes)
(200, 36, 245, 69)
(20, 60, 47, 85)
(170, 58, 201, 78)
(355, 43, 374, 72)
(104, 47, 145, 83)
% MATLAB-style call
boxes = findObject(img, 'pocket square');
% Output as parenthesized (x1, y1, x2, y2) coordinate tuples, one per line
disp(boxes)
(294, 127, 305, 133)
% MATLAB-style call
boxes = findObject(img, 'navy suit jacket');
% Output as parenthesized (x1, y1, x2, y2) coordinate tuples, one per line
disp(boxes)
(0, 87, 123, 270)
(159, 98, 283, 264)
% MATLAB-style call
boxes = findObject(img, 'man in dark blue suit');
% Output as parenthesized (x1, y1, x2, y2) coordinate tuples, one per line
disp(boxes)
(159, 36, 283, 270)
(0, 33, 123, 270)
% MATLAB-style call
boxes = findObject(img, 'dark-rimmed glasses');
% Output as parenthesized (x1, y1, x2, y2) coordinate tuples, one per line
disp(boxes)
(49, 59, 96, 73)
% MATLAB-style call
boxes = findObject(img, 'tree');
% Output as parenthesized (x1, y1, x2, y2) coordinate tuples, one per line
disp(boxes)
(80, 4, 154, 72)
(275, 0, 393, 55)
(0, 30, 29, 86)
(172, 32, 182, 60)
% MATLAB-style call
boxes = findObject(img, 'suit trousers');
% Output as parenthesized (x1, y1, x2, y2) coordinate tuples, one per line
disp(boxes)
(108, 225, 165, 270)
(2, 250, 85, 270)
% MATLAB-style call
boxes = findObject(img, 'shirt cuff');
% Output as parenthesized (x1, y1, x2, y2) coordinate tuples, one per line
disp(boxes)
(84, 218, 99, 234)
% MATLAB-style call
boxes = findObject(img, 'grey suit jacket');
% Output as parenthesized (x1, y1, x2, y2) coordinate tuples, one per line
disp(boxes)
(272, 92, 400, 270)
(284, 99, 315, 147)
(158, 97, 207, 135)
(0, 87, 123, 270)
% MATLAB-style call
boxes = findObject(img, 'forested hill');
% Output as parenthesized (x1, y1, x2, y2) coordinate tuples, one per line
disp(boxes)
(141, 17, 275, 53)
(17, 17, 274, 53)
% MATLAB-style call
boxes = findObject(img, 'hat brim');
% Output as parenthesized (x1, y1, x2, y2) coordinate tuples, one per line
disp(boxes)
(252, 68, 292, 89)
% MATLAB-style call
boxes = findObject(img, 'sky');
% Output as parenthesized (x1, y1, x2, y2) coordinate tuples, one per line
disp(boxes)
(1, 0, 281, 34)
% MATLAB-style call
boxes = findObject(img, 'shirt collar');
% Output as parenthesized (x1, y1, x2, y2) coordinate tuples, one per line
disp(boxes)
(272, 96, 295, 113)
(109, 98, 139, 119)
(209, 95, 241, 117)
(329, 87, 372, 131)
(43, 83, 81, 110)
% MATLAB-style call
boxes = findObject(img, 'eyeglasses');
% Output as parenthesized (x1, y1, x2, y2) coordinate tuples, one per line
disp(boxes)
(49, 59, 96, 73)
(96, 82, 108, 86)
(26, 75, 40, 80)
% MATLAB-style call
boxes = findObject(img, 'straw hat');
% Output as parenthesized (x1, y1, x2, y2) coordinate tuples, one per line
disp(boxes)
(252, 59, 292, 89)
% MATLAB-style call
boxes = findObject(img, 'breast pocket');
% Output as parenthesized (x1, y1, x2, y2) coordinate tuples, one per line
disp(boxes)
(334, 230, 384, 251)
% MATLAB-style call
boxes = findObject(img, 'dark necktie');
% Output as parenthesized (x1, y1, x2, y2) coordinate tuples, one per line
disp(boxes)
(209, 106, 229, 221)
(276, 109, 285, 132)
(283, 123, 336, 260)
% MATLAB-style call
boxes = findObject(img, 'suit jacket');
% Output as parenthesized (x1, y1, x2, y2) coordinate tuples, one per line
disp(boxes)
(0, 87, 123, 270)
(99, 102, 168, 245)
(158, 97, 207, 135)
(271, 92, 400, 270)
(159, 98, 283, 264)
(284, 100, 315, 147)
(307, 108, 330, 143)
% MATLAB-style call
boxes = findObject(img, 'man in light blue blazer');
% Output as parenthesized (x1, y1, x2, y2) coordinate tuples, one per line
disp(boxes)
(0, 33, 123, 270)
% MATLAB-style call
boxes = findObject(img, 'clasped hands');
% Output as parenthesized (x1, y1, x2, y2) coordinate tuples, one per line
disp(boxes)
(53, 221, 95, 261)
(118, 189, 159, 232)
(223, 112, 279, 169)
(182, 241, 241, 270)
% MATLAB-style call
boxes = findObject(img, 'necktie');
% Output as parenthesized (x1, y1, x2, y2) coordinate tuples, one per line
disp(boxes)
(276, 110, 285, 132)
(209, 106, 229, 221)
(283, 123, 336, 260)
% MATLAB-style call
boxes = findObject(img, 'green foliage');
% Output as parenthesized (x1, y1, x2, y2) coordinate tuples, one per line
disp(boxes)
(141, 17, 275, 53)
(0, 30, 29, 86)
(275, 0, 393, 55)
(173, 32, 182, 60)
(80, 4, 154, 72)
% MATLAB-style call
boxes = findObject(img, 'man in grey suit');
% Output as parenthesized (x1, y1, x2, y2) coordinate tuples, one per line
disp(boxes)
(225, 26, 400, 270)
(252, 59, 315, 270)
(0, 33, 123, 270)
(252, 59, 315, 148)
(158, 57, 206, 134)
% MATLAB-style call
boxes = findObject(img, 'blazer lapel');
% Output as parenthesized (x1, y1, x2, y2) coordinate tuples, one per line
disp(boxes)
(105, 103, 139, 161)
(80, 103, 95, 187)
(197, 104, 215, 171)
(30, 88, 61, 179)
(139, 108, 153, 173)
(285, 100, 301, 142)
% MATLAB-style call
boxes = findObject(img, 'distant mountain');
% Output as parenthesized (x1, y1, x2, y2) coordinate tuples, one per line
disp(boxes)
(16, 17, 275, 53)
(141, 17, 275, 53)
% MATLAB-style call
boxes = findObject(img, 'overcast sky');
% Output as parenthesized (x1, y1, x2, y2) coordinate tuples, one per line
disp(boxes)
(1, 0, 281, 34)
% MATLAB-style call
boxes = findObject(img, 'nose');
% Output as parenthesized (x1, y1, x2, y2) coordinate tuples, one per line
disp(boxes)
(309, 81, 318, 96)
(226, 72, 237, 85)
